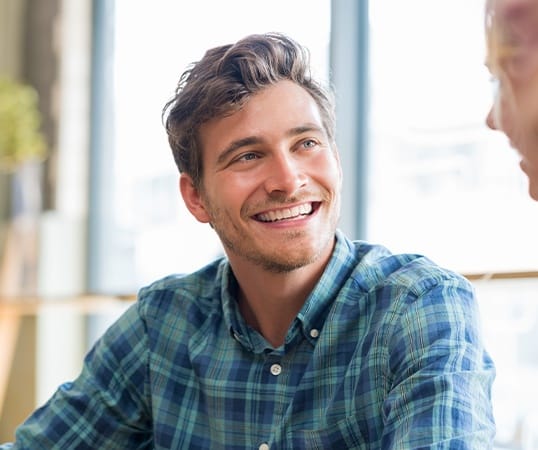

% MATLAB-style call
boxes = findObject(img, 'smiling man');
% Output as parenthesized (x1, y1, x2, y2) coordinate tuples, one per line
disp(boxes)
(179, 79, 341, 347)
(2, 33, 495, 449)
(485, 0, 538, 200)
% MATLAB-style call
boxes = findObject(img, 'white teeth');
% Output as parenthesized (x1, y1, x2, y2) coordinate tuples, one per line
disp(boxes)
(257, 203, 313, 222)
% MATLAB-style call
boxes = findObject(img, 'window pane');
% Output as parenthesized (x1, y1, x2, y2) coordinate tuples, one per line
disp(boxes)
(367, 0, 538, 274)
(476, 278, 538, 447)
(94, 0, 331, 291)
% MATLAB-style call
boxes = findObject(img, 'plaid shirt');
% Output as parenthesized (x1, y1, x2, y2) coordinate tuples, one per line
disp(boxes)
(4, 230, 495, 449)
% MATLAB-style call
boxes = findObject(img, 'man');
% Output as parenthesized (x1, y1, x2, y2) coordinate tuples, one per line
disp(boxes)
(485, 0, 538, 200)
(2, 33, 495, 449)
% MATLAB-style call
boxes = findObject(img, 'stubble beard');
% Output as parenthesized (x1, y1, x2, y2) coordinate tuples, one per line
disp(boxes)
(218, 227, 330, 274)
(203, 189, 340, 273)
(209, 209, 338, 274)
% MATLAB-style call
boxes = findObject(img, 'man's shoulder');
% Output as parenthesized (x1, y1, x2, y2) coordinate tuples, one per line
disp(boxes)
(348, 239, 470, 296)
(136, 257, 227, 317)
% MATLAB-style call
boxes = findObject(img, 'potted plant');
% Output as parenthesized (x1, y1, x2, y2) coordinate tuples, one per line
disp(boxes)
(0, 76, 46, 172)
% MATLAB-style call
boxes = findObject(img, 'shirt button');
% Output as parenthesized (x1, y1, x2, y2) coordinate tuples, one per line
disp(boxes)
(259, 443, 270, 450)
(270, 363, 282, 376)
(310, 328, 319, 338)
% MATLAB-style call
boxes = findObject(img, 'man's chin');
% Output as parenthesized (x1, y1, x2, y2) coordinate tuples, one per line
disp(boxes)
(250, 239, 333, 273)
(256, 245, 321, 273)
(529, 182, 538, 201)
(524, 170, 538, 200)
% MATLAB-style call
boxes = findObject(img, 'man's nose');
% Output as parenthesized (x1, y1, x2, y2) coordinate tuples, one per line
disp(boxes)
(264, 153, 307, 195)
(486, 106, 498, 130)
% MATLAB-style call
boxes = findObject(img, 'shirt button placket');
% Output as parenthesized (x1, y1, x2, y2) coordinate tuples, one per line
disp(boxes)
(259, 443, 270, 450)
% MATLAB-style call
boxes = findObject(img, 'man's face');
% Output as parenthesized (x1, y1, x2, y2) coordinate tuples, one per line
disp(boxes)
(180, 80, 342, 273)
(486, 0, 538, 200)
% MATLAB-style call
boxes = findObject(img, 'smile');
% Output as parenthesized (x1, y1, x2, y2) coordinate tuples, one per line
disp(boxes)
(255, 203, 317, 223)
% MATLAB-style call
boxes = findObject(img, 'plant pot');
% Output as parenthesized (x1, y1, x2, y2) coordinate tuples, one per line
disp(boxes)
(0, 162, 42, 297)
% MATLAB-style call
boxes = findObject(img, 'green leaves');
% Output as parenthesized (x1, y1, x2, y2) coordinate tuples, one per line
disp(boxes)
(0, 77, 47, 171)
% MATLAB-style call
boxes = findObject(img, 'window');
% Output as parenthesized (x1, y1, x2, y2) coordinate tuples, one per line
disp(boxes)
(367, 0, 538, 274)
(89, 0, 332, 293)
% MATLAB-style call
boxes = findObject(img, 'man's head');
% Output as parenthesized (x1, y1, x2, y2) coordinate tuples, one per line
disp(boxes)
(164, 33, 341, 273)
(163, 32, 336, 191)
(485, 0, 538, 200)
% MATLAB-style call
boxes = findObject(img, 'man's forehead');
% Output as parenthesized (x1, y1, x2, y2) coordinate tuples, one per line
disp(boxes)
(492, 0, 533, 17)
(486, 0, 538, 75)
(490, 0, 538, 41)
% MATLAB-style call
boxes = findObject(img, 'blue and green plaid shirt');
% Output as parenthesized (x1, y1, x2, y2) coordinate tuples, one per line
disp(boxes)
(4, 230, 495, 449)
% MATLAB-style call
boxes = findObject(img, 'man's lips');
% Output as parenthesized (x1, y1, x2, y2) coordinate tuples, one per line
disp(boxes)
(254, 202, 319, 223)
(519, 159, 536, 175)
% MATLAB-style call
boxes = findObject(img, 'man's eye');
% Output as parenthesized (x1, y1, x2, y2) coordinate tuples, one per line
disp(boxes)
(237, 152, 259, 162)
(301, 139, 318, 149)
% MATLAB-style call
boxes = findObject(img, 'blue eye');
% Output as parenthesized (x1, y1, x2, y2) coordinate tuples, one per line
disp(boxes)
(238, 152, 259, 162)
(302, 139, 318, 149)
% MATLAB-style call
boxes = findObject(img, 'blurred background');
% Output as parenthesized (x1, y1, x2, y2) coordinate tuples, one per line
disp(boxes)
(1, 0, 537, 448)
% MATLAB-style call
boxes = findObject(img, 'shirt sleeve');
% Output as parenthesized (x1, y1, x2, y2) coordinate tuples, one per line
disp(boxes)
(381, 275, 496, 448)
(4, 301, 152, 450)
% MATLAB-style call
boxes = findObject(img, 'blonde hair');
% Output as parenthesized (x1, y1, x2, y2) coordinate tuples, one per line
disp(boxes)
(485, 0, 513, 74)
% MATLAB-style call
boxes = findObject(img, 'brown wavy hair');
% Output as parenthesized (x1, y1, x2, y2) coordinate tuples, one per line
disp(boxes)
(162, 32, 335, 190)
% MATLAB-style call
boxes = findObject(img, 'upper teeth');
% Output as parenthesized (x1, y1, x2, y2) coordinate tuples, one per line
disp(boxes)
(257, 203, 313, 222)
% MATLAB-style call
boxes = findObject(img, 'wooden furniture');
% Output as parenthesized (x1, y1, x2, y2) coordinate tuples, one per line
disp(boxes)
(0, 294, 135, 420)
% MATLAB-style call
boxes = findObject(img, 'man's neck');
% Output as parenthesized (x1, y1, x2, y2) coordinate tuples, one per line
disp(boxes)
(229, 254, 331, 348)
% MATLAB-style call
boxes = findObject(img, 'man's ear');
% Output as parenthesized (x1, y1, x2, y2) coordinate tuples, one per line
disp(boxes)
(179, 173, 211, 223)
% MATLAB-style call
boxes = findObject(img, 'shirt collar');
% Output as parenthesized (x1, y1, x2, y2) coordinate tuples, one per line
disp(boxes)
(220, 230, 359, 352)
(296, 229, 359, 346)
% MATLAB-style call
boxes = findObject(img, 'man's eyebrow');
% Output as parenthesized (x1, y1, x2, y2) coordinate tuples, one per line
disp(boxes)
(216, 124, 326, 165)
(217, 136, 263, 165)
(286, 124, 325, 137)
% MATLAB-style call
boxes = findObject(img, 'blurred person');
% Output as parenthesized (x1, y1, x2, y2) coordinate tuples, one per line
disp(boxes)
(0, 33, 495, 449)
(485, 0, 538, 200)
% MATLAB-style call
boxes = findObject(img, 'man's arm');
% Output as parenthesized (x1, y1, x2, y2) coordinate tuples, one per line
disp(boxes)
(0, 302, 152, 449)
(381, 276, 496, 448)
